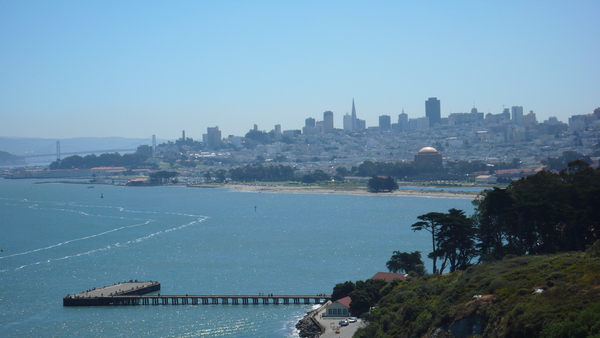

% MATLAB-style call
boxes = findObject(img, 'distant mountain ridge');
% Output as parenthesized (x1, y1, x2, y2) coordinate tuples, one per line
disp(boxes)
(0, 137, 170, 165)
(0, 137, 171, 156)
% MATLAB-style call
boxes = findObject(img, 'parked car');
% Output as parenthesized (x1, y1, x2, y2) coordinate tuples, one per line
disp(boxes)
(347, 317, 357, 323)
(339, 320, 349, 326)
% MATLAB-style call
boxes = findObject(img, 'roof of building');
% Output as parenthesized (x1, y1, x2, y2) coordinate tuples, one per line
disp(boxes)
(370, 272, 408, 282)
(335, 296, 352, 308)
(418, 147, 439, 154)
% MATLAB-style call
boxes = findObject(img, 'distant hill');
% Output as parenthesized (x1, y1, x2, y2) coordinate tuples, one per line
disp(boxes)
(0, 150, 26, 166)
(354, 244, 600, 338)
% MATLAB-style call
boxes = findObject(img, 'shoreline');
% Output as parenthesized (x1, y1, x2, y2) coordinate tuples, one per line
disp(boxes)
(189, 183, 482, 199)
(33, 180, 484, 199)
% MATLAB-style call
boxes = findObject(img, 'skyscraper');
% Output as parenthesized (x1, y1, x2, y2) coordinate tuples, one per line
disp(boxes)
(343, 113, 353, 133)
(379, 115, 391, 131)
(398, 110, 408, 132)
(323, 111, 334, 133)
(425, 97, 441, 127)
(203, 126, 222, 148)
(511, 106, 524, 126)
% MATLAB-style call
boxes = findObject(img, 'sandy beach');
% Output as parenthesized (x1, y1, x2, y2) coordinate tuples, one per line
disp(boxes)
(189, 183, 482, 199)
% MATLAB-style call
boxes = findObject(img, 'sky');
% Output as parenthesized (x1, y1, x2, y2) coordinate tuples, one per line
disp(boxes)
(1, 0, 599, 140)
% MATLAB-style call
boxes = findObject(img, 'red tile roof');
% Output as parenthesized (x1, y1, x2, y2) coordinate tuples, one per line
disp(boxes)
(336, 296, 352, 308)
(370, 272, 408, 282)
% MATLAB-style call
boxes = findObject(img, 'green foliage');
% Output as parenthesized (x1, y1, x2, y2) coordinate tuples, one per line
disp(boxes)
(368, 176, 399, 192)
(331, 281, 355, 302)
(386, 251, 425, 274)
(301, 170, 330, 183)
(228, 164, 295, 182)
(355, 251, 600, 338)
(49, 151, 153, 170)
(473, 166, 600, 257)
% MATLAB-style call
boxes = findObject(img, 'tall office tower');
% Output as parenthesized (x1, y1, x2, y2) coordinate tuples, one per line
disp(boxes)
(351, 99, 357, 131)
(343, 113, 353, 132)
(511, 106, 524, 126)
(425, 97, 441, 127)
(398, 110, 408, 131)
(305, 117, 316, 127)
(182, 130, 185, 141)
(203, 126, 222, 148)
(274, 124, 281, 134)
(379, 115, 391, 131)
(323, 111, 334, 133)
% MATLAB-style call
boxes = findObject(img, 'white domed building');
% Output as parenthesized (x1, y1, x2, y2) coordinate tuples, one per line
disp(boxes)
(414, 147, 443, 168)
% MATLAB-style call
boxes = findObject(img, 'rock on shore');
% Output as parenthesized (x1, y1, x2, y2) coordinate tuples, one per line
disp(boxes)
(295, 310, 323, 338)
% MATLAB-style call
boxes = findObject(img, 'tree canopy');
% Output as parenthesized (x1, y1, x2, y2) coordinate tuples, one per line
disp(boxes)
(368, 176, 398, 193)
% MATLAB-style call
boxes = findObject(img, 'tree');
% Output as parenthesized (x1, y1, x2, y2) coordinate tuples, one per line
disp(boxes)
(357, 161, 377, 177)
(336, 166, 349, 177)
(411, 212, 446, 274)
(368, 176, 398, 193)
(331, 281, 355, 302)
(472, 187, 516, 260)
(349, 289, 371, 316)
(433, 209, 477, 273)
(386, 251, 425, 274)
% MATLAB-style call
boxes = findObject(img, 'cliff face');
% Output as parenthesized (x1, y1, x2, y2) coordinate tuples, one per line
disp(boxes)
(354, 244, 600, 338)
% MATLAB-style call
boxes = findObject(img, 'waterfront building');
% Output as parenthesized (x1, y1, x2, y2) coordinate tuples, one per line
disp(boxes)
(325, 296, 351, 317)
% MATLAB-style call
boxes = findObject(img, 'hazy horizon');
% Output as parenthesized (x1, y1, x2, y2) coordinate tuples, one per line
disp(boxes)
(2, 1, 599, 140)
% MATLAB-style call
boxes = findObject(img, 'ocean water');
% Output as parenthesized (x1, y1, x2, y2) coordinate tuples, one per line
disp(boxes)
(0, 179, 475, 337)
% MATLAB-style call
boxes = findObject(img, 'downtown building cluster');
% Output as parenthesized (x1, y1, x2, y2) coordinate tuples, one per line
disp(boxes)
(159, 99, 600, 183)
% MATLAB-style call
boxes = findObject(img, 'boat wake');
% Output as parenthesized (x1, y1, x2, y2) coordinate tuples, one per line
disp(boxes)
(11, 217, 208, 271)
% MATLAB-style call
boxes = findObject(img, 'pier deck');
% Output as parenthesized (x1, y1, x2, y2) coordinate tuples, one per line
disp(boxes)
(63, 281, 330, 306)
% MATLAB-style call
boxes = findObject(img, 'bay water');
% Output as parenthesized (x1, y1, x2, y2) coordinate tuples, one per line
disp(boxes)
(0, 179, 475, 337)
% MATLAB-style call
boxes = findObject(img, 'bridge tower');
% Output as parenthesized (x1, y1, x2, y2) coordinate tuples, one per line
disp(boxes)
(56, 141, 61, 161)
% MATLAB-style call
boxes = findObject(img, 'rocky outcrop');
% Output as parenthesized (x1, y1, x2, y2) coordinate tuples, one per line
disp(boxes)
(296, 307, 325, 338)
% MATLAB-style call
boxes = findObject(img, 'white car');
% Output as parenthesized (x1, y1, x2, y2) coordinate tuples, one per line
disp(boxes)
(347, 317, 357, 323)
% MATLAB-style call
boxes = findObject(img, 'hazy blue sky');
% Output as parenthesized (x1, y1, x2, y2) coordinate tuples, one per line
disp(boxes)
(1, 1, 599, 140)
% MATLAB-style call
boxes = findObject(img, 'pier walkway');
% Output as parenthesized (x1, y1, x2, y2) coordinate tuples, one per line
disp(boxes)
(63, 281, 330, 306)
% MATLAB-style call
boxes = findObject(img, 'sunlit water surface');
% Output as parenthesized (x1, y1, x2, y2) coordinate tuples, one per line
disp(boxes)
(0, 179, 474, 337)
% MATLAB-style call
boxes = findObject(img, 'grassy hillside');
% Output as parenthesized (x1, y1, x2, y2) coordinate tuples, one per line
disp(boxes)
(355, 243, 600, 338)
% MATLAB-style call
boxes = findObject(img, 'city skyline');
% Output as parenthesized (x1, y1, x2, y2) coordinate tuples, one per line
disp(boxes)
(1, 1, 599, 140)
